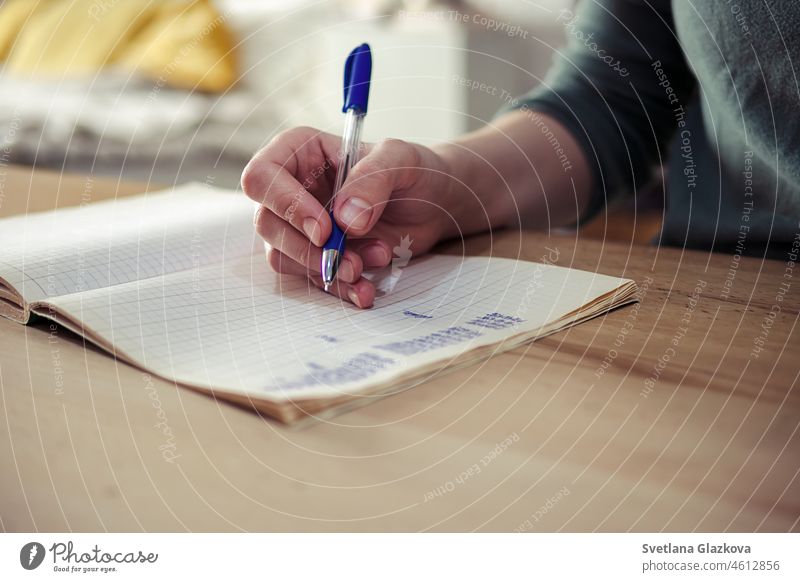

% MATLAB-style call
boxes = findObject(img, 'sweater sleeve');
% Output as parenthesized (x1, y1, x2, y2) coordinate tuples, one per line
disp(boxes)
(504, 0, 696, 220)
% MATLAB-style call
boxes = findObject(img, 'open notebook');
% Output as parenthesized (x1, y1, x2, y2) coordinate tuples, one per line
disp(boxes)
(0, 183, 638, 423)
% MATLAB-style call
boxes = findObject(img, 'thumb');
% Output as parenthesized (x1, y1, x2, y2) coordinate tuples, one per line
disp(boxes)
(333, 138, 420, 236)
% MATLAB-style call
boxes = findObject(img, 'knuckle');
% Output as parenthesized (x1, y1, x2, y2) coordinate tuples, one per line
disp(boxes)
(240, 162, 262, 200)
(270, 126, 315, 147)
(253, 204, 266, 227)
(242, 163, 282, 204)
(380, 138, 416, 163)
(253, 206, 275, 239)
(297, 242, 312, 267)
(379, 137, 406, 151)
(371, 138, 420, 188)
(269, 127, 296, 146)
(276, 189, 304, 224)
(252, 171, 299, 217)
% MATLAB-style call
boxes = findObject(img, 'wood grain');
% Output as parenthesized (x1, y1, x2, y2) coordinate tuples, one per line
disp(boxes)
(1, 165, 797, 532)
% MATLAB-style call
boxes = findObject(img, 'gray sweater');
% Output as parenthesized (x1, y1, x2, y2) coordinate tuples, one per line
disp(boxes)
(513, 0, 800, 257)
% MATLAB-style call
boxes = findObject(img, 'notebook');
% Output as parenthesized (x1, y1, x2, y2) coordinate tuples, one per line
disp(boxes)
(0, 183, 638, 423)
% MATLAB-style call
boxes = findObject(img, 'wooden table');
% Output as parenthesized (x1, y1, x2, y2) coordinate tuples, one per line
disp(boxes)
(1, 166, 798, 532)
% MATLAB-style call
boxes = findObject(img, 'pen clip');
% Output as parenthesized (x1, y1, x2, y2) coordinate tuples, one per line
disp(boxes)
(343, 43, 372, 114)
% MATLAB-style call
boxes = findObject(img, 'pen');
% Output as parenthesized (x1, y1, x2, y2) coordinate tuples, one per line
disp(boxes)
(321, 43, 372, 292)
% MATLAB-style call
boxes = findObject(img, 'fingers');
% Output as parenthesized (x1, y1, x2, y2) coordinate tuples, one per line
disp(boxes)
(346, 238, 393, 269)
(256, 207, 363, 283)
(268, 248, 376, 308)
(241, 127, 341, 246)
(249, 163, 330, 246)
(244, 129, 416, 302)
(333, 138, 421, 236)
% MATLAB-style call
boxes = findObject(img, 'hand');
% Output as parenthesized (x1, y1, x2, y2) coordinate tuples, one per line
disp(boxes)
(242, 126, 454, 308)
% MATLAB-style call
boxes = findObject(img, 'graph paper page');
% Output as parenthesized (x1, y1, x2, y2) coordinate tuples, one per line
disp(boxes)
(0, 183, 258, 303)
(47, 251, 633, 401)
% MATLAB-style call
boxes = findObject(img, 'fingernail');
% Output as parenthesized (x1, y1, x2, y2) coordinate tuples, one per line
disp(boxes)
(339, 258, 355, 281)
(347, 289, 360, 307)
(361, 243, 390, 268)
(303, 217, 319, 244)
(339, 197, 371, 230)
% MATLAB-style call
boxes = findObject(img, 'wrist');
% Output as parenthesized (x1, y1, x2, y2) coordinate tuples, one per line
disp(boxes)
(431, 142, 473, 241)
(432, 140, 513, 241)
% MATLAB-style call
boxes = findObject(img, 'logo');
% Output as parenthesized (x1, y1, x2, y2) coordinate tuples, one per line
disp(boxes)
(375, 234, 413, 295)
(20, 542, 46, 570)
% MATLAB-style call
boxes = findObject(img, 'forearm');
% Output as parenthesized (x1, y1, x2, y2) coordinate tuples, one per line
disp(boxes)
(434, 109, 592, 240)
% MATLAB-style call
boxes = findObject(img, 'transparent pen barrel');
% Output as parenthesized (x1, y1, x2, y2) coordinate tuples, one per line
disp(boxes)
(332, 108, 365, 197)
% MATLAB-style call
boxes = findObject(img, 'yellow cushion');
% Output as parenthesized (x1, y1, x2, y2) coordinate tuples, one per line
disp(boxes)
(0, 0, 237, 92)
(0, 0, 40, 61)
(117, 1, 238, 92)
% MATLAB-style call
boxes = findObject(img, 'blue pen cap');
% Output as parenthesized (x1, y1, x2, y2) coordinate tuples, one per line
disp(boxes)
(342, 43, 372, 113)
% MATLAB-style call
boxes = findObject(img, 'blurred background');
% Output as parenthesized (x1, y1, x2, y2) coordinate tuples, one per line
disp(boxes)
(0, 0, 572, 188)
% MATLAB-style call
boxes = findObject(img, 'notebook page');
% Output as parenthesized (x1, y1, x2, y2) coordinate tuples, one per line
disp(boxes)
(0, 183, 258, 303)
(45, 252, 632, 401)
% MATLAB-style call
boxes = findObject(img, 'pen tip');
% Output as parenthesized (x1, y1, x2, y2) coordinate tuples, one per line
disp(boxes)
(324, 283, 331, 293)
